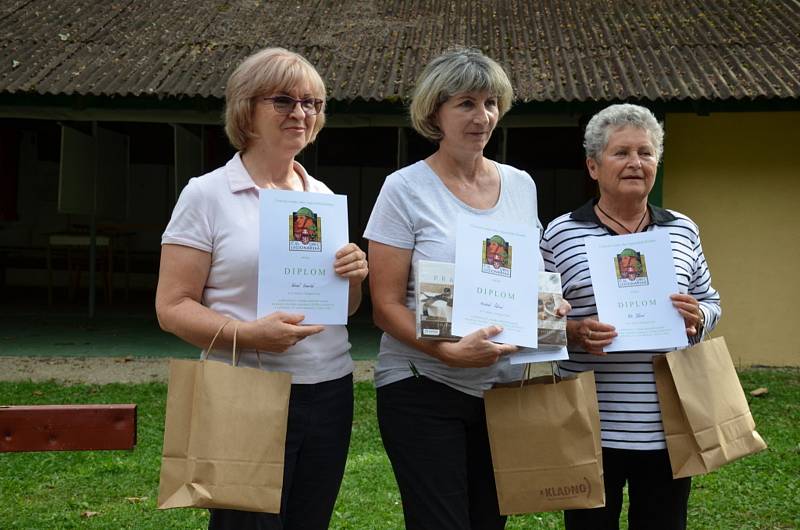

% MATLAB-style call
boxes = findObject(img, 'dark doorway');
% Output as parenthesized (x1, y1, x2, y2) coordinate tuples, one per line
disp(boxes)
(315, 127, 398, 249)
(505, 127, 593, 226)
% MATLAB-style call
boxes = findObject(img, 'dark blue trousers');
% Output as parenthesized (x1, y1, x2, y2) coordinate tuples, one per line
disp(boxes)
(209, 373, 353, 530)
(564, 447, 691, 530)
(377, 375, 505, 530)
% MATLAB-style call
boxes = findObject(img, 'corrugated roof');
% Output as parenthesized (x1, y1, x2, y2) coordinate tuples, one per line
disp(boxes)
(1, 0, 798, 102)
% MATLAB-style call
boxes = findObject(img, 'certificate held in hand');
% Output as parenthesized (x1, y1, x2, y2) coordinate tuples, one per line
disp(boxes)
(451, 212, 539, 348)
(585, 230, 688, 352)
(257, 189, 349, 325)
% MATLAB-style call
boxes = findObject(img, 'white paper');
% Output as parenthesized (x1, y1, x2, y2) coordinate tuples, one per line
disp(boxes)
(585, 230, 688, 352)
(451, 213, 539, 348)
(257, 189, 349, 324)
(509, 272, 569, 364)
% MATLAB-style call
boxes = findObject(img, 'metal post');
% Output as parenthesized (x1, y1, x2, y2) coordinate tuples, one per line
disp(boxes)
(88, 214, 96, 319)
(498, 127, 508, 164)
(396, 127, 408, 169)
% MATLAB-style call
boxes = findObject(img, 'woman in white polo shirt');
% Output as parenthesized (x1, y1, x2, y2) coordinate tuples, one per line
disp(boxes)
(155, 47, 368, 530)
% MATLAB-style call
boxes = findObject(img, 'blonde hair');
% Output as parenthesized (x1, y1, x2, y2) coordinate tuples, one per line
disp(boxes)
(410, 47, 514, 142)
(224, 47, 326, 151)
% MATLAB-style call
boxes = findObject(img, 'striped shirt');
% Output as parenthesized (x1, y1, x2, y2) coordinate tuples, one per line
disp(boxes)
(540, 199, 721, 450)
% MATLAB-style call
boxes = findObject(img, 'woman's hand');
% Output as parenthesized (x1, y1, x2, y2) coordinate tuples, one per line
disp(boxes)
(435, 325, 518, 368)
(670, 293, 704, 337)
(368, 241, 515, 367)
(238, 312, 325, 353)
(556, 299, 571, 317)
(567, 317, 616, 355)
(334, 243, 368, 284)
(156, 245, 323, 352)
(335, 243, 368, 315)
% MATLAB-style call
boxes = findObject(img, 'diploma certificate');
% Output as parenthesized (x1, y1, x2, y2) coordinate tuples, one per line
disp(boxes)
(452, 213, 539, 348)
(585, 230, 688, 351)
(257, 189, 349, 324)
(509, 272, 569, 364)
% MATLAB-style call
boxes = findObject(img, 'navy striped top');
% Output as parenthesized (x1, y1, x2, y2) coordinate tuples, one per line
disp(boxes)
(540, 199, 721, 450)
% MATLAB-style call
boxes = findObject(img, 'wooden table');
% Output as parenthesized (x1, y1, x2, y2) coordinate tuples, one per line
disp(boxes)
(46, 232, 132, 307)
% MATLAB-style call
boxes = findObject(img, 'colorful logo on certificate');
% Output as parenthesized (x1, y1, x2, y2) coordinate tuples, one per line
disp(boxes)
(289, 207, 322, 252)
(481, 235, 511, 277)
(615, 248, 648, 287)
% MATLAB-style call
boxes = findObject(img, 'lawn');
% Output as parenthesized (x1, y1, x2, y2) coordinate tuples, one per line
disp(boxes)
(0, 369, 797, 529)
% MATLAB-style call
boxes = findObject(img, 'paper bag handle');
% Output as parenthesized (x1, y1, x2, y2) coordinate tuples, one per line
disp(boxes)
(517, 361, 557, 388)
(202, 320, 241, 366)
(519, 363, 532, 388)
(515, 362, 561, 416)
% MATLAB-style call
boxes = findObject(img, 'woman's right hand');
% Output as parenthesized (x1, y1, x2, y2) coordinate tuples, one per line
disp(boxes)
(435, 325, 518, 368)
(566, 317, 616, 355)
(239, 312, 325, 353)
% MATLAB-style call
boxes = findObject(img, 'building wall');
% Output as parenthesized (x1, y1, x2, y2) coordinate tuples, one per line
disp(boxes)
(663, 112, 799, 366)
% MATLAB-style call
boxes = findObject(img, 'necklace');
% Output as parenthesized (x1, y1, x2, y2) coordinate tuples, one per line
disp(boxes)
(595, 202, 648, 234)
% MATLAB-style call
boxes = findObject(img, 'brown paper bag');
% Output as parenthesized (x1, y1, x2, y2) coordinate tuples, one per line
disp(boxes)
(157, 323, 292, 512)
(653, 336, 767, 479)
(484, 370, 604, 515)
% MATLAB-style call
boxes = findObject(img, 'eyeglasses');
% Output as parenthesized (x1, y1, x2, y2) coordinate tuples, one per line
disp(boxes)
(259, 96, 324, 115)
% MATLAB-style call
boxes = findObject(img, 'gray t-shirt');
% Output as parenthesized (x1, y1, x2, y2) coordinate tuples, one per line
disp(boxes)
(364, 160, 544, 397)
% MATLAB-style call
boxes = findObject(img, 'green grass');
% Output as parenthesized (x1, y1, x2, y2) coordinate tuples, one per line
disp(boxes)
(0, 369, 797, 529)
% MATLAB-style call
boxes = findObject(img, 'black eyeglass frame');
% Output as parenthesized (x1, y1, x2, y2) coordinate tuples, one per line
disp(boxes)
(259, 95, 325, 115)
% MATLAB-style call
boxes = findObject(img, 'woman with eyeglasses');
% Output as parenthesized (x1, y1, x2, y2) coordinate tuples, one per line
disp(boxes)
(156, 47, 368, 530)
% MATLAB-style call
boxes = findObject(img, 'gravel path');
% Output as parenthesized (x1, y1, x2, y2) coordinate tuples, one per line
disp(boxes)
(0, 357, 375, 385)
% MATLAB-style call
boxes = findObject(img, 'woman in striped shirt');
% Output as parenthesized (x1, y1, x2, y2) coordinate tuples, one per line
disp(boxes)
(540, 104, 721, 530)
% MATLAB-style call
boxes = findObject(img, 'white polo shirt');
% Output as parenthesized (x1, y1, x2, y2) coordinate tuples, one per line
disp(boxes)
(162, 153, 353, 384)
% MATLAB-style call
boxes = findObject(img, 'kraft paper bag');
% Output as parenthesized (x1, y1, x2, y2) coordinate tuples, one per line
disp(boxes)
(653, 336, 767, 479)
(157, 324, 292, 512)
(484, 370, 604, 514)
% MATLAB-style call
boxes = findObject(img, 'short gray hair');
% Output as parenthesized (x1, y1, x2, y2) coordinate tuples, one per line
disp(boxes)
(584, 104, 664, 161)
(410, 47, 514, 142)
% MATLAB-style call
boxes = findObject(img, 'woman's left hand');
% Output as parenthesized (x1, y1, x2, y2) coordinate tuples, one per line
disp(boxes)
(334, 243, 368, 284)
(556, 299, 571, 317)
(670, 293, 704, 337)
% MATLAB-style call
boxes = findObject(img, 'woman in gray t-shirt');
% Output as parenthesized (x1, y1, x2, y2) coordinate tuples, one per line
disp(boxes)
(364, 47, 566, 530)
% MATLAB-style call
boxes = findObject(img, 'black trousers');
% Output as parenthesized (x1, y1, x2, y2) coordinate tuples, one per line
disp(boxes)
(564, 447, 691, 530)
(377, 376, 505, 530)
(209, 373, 354, 530)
